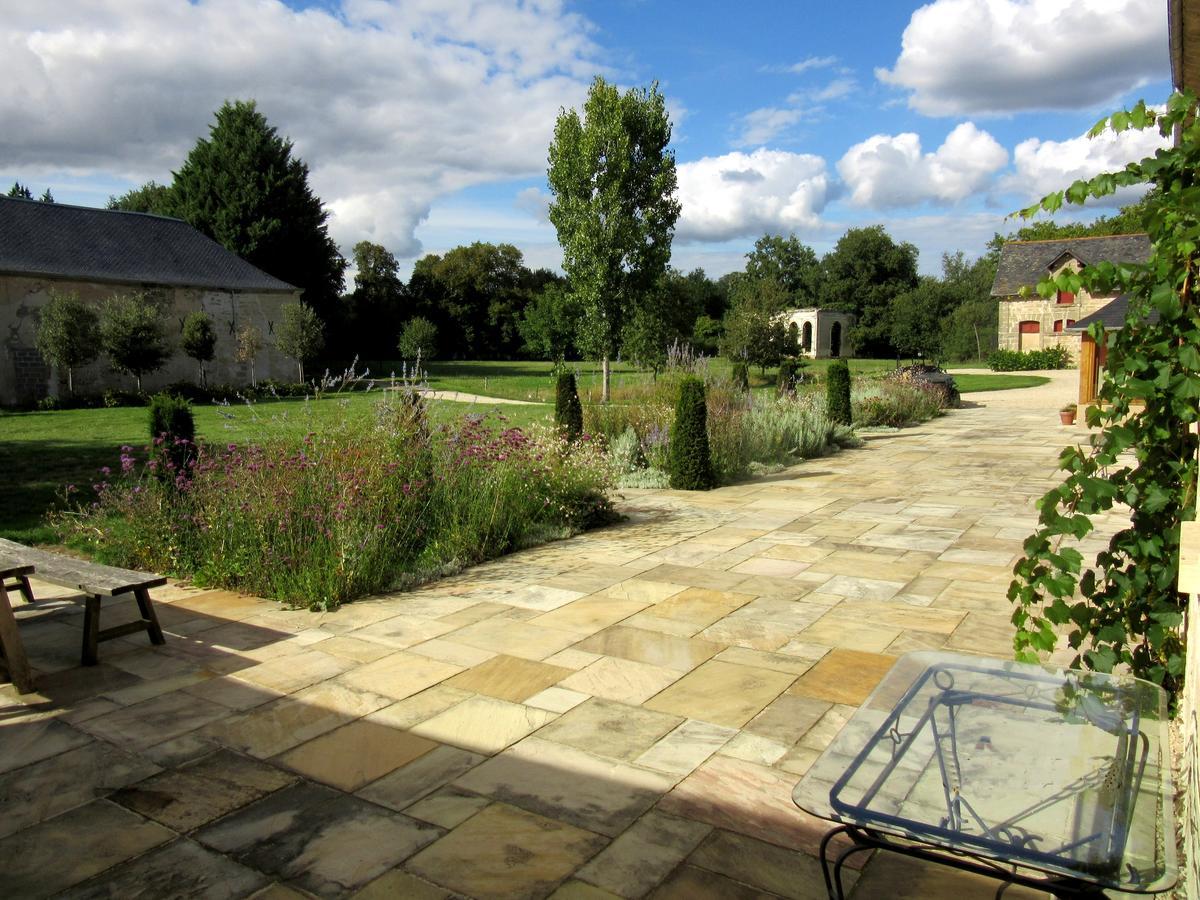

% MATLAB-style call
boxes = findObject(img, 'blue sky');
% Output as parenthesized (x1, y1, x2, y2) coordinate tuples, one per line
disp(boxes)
(0, 0, 1174, 280)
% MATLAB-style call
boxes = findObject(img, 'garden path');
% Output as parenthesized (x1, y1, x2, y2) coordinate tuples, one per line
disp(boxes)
(0, 382, 1122, 899)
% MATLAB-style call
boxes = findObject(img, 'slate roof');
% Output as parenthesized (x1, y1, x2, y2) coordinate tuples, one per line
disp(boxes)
(1065, 294, 1158, 331)
(991, 234, 1151, 297)
(0, 196, 296, 293)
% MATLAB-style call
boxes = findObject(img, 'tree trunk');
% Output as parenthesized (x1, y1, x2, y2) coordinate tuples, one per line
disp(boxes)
(973, 323, 982, 361)
(250, 361, 256, 388)
(67, 367, 73, 395)
(297, 361, 304, 383)
(200, 365, 207, 389)
(136, 374, 142, 392)
(602, 355, 611, 403)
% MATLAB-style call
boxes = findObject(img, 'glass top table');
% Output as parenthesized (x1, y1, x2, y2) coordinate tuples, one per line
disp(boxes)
(792, 651, 1177, 898)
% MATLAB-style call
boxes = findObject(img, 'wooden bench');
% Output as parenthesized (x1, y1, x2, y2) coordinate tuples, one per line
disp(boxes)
(0, 560, 36, 693)
(0, 539, 167, 688)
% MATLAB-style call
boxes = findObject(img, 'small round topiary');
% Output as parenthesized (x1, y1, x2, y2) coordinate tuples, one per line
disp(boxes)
(731, 361, 750, 392)
(826, 359, 852, 425)
(778, 359, 798, 395)
(667, 376, 715, 490)
(555, 371, 583, 441)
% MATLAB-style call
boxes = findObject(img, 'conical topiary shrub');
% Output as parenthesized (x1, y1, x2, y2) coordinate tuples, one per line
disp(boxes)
(826, 358, 852, 425)
(778, 359, 798, 395)
(555, 371, 583, 441)
(667, 376, 715, 490)
(732, 361, 750, 392)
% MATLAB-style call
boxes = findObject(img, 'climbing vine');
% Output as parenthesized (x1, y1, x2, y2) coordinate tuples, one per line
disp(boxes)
(1009, 92, 1200, 699)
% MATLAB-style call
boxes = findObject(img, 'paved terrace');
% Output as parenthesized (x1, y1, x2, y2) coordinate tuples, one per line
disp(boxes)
(0, 371, 1118, 899)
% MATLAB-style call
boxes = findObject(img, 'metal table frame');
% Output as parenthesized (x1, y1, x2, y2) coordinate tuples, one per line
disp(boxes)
(802, 657, 1160, 899)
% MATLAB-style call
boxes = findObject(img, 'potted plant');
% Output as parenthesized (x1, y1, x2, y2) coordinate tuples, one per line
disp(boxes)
(1060, 403, 1077, 425)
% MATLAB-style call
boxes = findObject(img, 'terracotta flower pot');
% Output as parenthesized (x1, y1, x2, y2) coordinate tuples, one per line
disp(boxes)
(1059, 410, 1076, 425)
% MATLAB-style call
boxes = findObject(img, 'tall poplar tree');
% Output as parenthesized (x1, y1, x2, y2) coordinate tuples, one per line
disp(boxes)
(547, 77, 680, 401)
(168, 101, 345, 333)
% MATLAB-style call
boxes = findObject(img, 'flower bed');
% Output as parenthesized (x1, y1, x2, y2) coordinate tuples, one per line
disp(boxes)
(57, 395, 614, 609)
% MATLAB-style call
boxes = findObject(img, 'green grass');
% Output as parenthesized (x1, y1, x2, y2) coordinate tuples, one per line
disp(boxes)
(952, 373, 1051, 393)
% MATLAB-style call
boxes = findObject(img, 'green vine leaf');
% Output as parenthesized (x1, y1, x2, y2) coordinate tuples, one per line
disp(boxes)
(1008, 90, 1198, 704)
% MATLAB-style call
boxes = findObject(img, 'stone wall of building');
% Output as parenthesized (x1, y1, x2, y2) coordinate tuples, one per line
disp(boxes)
(996, 258, 1117, 361)
(0, 274, 300, 406)
(783, 308, 855, 359)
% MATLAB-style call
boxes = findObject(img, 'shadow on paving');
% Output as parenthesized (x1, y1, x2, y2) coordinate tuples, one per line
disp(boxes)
(0, 588, 1050, 899)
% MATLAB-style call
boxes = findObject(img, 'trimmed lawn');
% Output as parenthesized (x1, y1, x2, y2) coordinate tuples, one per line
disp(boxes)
(952, 373, 1051, 393)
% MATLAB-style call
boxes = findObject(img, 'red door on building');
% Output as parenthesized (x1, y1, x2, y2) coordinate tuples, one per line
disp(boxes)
(1018, 320, 1041, 350)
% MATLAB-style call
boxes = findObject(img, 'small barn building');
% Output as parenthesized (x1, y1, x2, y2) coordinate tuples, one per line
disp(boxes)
(991, 234, 1151, 362)
(0, 196, 301, 406)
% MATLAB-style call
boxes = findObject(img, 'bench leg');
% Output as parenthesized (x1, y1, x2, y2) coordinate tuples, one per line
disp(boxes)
(135, 587, 165, 646)
(3, 576, 35, 605)
(0, 581, 33, 693)
(82, 595, 101, 666)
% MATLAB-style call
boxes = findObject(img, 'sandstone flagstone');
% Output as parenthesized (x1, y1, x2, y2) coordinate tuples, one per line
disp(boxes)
(112, 748, 295, 831)
(657, 755, 846, 858)
(403, 784, 492, 829)
(0, 799, 174, 897)
(335, 651, 461, 700)
(57, 837, 270, 900)
(455, 737, 675, 837)
(357, 744, 486, 810)
(0, 716, 92, 775)
(537, 697, 682, 763)
(787, 648, 896, 706)
(445, 653, 572, 702)
(687, 829, 843, 900)
(275, 719, 439, 791)
(406, 802, 607, 900)
(576, 624, 721, 672)
(0, 740, 160, 839)
(197, 781, 440, 897)
(576, 810, 712, 897)
(643, 660, 795, 729)
(411, 695, 557, 755)
(559, 655, 682, 705)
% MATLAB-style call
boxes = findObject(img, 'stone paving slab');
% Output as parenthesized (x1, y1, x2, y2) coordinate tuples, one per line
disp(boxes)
(0, 385, 1112, 898)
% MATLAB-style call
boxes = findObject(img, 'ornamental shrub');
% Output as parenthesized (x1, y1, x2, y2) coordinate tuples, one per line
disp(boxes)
(826, 359, 852, 425)
(986, 346, 1071, 371)
(778, 359, 798, 395)
(148, 392, 196, 475)
(555, 372, 584, 441)
(731, 361, 750, 392)
(666, 376, 715, 490)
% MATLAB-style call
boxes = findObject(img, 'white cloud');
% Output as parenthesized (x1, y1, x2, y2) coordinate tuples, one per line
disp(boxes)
(0, 0, 602, 259)
(877, 0, 1168, 116)
(734, 107, 806, 147)
(675, 149, 832, 243)
(838, 123, 1008, 208)
(515, 187, 552, 222)
(762, 56, 838, 75)
(1006, 120, 1170, 203)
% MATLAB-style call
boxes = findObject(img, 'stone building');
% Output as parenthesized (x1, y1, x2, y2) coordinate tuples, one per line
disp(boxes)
(0, 196, 301, 406)
(782, 308, 855, 359)
(991, 234, 1151, 361)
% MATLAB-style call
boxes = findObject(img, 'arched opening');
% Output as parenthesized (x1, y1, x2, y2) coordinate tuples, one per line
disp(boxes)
(829, 321, 842, 358)
(1018, 320, 1041, 351)
(787, 322, 800, 354)
(801, 321, 813, 353)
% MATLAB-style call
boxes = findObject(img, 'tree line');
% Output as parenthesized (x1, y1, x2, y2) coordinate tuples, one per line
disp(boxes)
(75, 87, 1151, 381)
